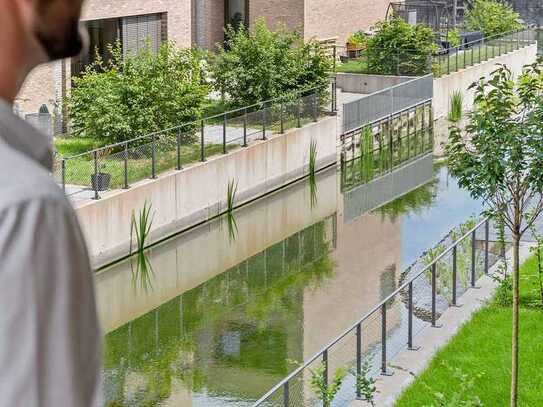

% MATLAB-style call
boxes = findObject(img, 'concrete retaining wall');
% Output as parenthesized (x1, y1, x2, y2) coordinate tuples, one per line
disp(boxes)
(75, 116, 338, 267)
(433, 43, 538, 119)
(336, 73, 414, 94)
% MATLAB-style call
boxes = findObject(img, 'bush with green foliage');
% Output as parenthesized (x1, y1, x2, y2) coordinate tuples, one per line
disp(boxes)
(465, 0, 522, 37)
(347, 31, 368, 46)
(212, 19, 332, 107)
(448, 29, 462, 48)
(67, 42, 208, 144)
(365, 18, 437, 75)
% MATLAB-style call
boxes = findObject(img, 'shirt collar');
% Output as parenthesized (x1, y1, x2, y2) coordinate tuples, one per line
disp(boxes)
(0, 99, 53, 171)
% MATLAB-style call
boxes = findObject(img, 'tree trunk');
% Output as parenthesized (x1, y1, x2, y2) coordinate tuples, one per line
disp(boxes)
(510, 232, 520, 407)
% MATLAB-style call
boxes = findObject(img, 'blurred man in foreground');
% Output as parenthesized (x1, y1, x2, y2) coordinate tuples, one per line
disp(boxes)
(0, 0, 101, 405)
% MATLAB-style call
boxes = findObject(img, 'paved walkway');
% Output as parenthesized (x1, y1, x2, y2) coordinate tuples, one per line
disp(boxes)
(349, 241, 535, 407)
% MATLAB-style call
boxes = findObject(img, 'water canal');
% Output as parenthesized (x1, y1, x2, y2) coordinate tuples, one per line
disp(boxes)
(98, 155, 482, 406)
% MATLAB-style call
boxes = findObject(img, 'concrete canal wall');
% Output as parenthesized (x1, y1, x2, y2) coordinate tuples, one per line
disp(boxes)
(433, 43, 538, 119)
(95, 168, 338, 334)
(75, 116, 338, 267)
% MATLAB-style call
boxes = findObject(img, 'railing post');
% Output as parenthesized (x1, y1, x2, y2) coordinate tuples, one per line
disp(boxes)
(280, 102, 284, 134)
(61, 158, 66, 194)
(452, 245, 458, 306)
(200, 119, 205, 162)
(447, 46, 450, 74)
(455, 46, 459, 71)
(431, 263, 441, 327)
(485, 219, 489, 274)
(471, 230, 477, 287)
(297, 98, 301, 128)
(93, 150, 100, 200)
(332, 80, 337, 112)
(124, 142, 129, 189)
(176, 131, 182, 171)
(380, 303, 393, 376)
(283, 382, 289, 407)
(262, 102, 267, 140)
(478, 38, 481, 63)
(243, 108, 248, 147)
(356, 323, 362, 399)
(151, 134, 157, 179)
(322, 349, 329, 405)
(312, 92, 318, 122)
(408, 281, 420, 350)
(223, 113, 227, 154)
(332, 44, 337, 72)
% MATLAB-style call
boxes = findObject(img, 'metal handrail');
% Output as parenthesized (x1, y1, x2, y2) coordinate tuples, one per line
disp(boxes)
(62, 82, 333, 160)
(252, 216, 488, 406)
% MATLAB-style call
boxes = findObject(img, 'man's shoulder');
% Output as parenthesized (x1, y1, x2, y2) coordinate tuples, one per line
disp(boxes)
(0, 144, 68, 214)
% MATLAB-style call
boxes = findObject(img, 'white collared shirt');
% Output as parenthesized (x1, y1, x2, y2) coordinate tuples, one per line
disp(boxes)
(0, 100, 101, 406)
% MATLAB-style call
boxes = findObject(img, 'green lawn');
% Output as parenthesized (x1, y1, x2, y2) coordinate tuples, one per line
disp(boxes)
(54, 136, 107, 157)
(395, 253, 543, 406)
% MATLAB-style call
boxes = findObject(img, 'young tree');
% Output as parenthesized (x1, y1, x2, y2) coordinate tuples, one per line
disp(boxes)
(465, 0, 522, 37)
(212, 18, 332, 107)
(365, 18, 437, 76)
(446, 63, 543, 407)
(68, 42, 208, 144)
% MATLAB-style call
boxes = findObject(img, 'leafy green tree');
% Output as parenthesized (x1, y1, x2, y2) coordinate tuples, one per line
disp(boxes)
(446, 63, 543, 407)
(465, 0, 522, 37)
(68, 42, 208, 144)
(212, 18, 332, 107)
(365, 18, 437, 75)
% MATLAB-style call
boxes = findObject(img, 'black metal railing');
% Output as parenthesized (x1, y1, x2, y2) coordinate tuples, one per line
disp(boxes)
(332, 27, 537, 78)
(252, 217, 507, 406)
(340, 100, 434, 190)
(55, 81, 337, 199)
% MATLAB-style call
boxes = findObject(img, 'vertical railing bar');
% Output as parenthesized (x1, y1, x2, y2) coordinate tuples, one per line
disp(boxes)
(243, 108, 248, 147)
(452, 245, 457, 306)
(280, 102, 284, 134)
(471, 230, 477, 287)
(176, 131, 182, 171)
(380, 303, 393, 376)
(485, 219, 489, 274)
(61, 158, 66, 194)
(151, 134, 157, 179)
(356, 323, 362, 399)
(93, 150, 100, 200)
(262, 102, 267, 140)
(124, 142, 129, 189)
(283, 382, 289, 407)
(223, 113, 227, 154)
(431, 263, 441, 327)
(200, 119, 205, 162)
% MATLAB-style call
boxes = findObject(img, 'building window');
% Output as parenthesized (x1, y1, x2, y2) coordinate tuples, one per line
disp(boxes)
(71, 13, 166, 77)
(226, 0, 248, 31)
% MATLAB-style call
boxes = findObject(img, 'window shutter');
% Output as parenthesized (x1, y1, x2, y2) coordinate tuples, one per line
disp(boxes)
(122, 14, 162, 56)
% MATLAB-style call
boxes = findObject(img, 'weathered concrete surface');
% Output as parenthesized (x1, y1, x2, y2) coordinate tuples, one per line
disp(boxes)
(349, 242, 535, 407)
(95, 167, 338, 334)
(336, 73, 414, 95)
(433, 43, 538, 119)
(75, 116, 337, 268)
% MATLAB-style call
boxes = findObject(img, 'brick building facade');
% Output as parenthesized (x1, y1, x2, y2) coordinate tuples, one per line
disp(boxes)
(16, 0, 390, 126)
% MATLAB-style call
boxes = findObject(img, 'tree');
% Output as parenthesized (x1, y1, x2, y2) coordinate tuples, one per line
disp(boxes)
(365, 18, 437, 76)
(211, 18, 332, 107)
(68, 42, 208, 144)
(446, 63, 543, 407)
(465, 0, 522, 37)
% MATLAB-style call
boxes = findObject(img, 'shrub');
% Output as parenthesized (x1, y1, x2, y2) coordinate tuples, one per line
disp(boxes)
(365, 18, 437, 76)
(465, 0, 522, 37)
(67, 42, 208, 144)
(448, 90, 463, 123)
(212, 19, 332, 107)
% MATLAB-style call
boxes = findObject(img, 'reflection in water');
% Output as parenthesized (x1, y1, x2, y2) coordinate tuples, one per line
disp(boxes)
(98, 158, 483, 406)
(130, 250, 155, 293)
(104, 219, 336, 406)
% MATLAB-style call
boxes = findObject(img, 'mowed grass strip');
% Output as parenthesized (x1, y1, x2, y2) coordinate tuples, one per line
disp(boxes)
(395, 254, 543, 407)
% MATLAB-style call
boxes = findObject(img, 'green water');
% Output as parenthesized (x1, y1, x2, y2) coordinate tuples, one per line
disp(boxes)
(100, 160, 481, 406)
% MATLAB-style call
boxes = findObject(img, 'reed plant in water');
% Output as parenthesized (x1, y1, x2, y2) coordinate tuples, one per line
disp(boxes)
(447, 90, 463, 123)
(130, 201, 155, 291)
(226, 179, 238, 240)
(308, 140, 318, 207)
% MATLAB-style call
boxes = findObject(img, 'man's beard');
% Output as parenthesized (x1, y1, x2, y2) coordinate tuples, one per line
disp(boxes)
(34, 19, 84, 61)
